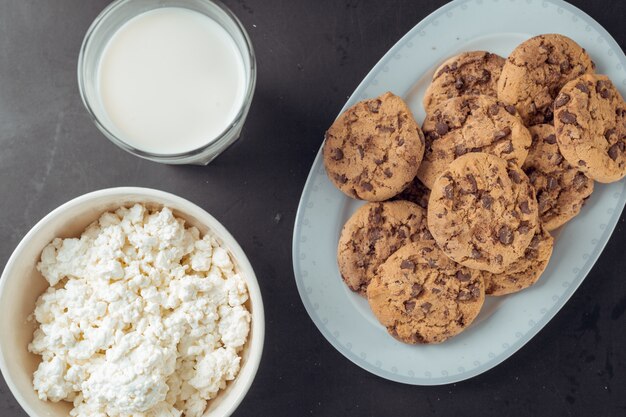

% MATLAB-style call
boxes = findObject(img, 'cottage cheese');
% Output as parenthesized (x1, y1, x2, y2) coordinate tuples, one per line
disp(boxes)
(28, 204, 251, 417)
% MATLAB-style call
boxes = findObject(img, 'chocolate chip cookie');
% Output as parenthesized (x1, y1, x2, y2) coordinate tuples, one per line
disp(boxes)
(427, 153, 539, 273)
(337, 201, 430, 295)
(417, 95, 531, 189)
(483, 225, 554, 296)
(497, 34, 595, 125)
(392, 176, 431, 209)
(523, 124, 594, 230)
(423, 51, 505, 114)
(323, 92, 425, 200)
(367, 241, 485, 344)
(554, 74, 626, 183)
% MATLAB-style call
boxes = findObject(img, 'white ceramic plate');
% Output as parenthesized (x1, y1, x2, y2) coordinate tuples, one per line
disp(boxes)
(292, 0, 626, 385)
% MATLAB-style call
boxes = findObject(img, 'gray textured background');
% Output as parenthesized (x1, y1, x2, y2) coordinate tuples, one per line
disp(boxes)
(0, 1, 625, 416)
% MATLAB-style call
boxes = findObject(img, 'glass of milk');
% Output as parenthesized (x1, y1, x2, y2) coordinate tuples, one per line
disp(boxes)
(78, 0, 256, 165)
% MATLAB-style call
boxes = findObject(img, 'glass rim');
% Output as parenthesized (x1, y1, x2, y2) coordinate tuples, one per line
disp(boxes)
(76, 0, 257, 162)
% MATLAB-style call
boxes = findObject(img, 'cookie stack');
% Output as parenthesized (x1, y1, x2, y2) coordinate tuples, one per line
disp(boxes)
(324, 34, 626, 345)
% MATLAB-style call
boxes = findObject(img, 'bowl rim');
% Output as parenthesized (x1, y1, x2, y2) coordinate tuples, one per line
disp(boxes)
(0, 186, 265, 417)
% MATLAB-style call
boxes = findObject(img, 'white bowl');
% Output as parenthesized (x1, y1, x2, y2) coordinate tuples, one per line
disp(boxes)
(0, 187, 265, 417)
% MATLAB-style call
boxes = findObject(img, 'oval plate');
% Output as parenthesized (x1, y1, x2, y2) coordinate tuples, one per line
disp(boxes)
(292, 0, 626, 385)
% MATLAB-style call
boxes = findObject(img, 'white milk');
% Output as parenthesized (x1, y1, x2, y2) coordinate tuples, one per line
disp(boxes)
(98, 7, 246, 155)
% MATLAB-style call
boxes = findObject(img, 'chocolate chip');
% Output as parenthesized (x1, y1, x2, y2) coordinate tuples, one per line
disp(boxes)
(554, 93, 570, 108)
(384, 168, 393, 178)
(457, 291, 471, 301)
(367, 99, 381, 113)
(479, 69, 491, 83)
(538, 192, 549, 211)
(498, 225, 514, 245)
(374, 155, 387, 165)
(495, 254, 503, 264)
(400, 259, 415, 271)
(560, 60, 571, 73)
(529, 234, 541, 249)
(471, 248, 481, 259)
(573, 172, 587, 189)
(482, 194, 493, 209)
(404, 300, 416, 313)
(431, 288, 441, 294)
(546, 55, 558, 65)
(547, 176, 559, 190)
(505, 105, 517, 115)
(520, 201, 531, 214)
(336, 174, 348, 184)
(559, 110, 577, 124)
(444, 184, 454, 199)
(518, 223, 530, 235)
(331, 148, 343, 160)
(455, 77, 464, 90)
(455, 145, 467, 157)
(608, 143, 620, 160)
(489, 104, 500, 116)
(377, 125, 396, 133)
(456, 271, 470, 281)
(508, 169, 521, 184)
(493, 127, 512, 141)
(470, 285, 481, 300)
(576, 82, 590, 93)
(596, 80, 612, 99)
(357, 145, 365, 159)
(397, 114, 405, 130)
(458, 285, 480, 301)
(420, 302, 432, 313)
(605, 129, 617, 140)
(435, 122, 449, 136)
(544, 134, 557, 144)
(548, 152, 561, 165)
(361, 181, 373, 191)
(436, 65, 452, 78)
(525, 249, 538, 260)
(578, 159, 587, 166)
(397, 138, 405, 146)
(370, 206, 383, 224)
(466, 174, 478, 193)
(411, 283, 423, 297)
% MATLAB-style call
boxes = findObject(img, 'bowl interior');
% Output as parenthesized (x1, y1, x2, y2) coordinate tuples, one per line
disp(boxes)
(0, 189, 263, 417)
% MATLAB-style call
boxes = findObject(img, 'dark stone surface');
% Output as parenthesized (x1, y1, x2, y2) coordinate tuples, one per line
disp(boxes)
(0, 0, 625, 416)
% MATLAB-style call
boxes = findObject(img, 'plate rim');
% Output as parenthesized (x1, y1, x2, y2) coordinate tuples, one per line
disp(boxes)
(292, 0, 626, 385)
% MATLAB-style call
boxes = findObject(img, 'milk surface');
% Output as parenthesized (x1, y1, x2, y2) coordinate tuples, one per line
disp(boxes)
(98, 7, 246, 154)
